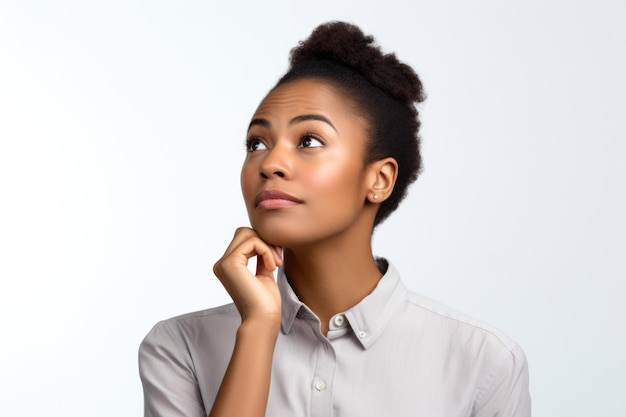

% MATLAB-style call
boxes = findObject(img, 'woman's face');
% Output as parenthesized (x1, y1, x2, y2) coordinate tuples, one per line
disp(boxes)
(241, 78, 375, 248)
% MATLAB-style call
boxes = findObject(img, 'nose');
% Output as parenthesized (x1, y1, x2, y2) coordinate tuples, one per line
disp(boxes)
(260, 144, 291, 179)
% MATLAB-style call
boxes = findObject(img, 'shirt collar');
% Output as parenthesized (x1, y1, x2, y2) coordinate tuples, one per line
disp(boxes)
(278, 258, 407, 349)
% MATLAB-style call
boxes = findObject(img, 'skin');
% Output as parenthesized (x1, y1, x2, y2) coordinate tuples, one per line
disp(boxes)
(210, 78, 398, 417)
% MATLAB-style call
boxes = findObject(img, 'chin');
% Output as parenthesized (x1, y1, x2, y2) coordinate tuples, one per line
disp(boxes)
(251, 219, 316, 249)
(253, 224, 296, 247)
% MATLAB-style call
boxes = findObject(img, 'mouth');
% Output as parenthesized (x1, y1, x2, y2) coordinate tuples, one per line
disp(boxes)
(254, 190, 303, 209)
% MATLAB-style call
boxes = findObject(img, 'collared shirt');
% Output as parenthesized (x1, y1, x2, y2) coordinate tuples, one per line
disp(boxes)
(139, 260, 531, 417)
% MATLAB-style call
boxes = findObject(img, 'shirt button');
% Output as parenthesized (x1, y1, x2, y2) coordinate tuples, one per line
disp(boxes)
(314, 380, 326, 391)
(358, 330, 367, 339)
(333, 315, 345, 327)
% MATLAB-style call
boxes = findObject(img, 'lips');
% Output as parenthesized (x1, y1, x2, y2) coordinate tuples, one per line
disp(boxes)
(254, 190, 303, 209)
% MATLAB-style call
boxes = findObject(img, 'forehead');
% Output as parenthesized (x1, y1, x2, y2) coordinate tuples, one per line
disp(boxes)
(252, 79, 364, 128)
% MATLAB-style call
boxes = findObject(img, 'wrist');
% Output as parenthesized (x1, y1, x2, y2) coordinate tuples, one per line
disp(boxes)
(238, 315, 281, 339)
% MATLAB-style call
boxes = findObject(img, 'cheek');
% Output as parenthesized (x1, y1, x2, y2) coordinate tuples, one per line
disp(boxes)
(240, 163, 256, 205)
(306, 157, 364, 199)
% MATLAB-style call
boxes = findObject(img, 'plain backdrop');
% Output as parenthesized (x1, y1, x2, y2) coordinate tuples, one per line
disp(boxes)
(1, 1, 625, 416)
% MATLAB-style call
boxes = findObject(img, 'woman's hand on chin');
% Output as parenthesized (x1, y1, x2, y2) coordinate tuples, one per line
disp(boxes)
(209, 228, 283, 417)
(213, 227, 283, 328)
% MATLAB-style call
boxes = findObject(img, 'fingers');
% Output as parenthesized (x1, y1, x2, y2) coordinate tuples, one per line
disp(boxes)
(240, 238, 279, 277)
(255, 245, 282, 278)
(219, 227, 259, 261)
(213, 227, 282, 280)
(272, 245, 283, 266)
(213, 227, 283, 323)
(223, 228, 282, 266)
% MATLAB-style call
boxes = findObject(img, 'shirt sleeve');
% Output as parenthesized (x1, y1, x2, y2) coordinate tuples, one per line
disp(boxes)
(138, 320, 207, 417)
(472, 343, 532, 417)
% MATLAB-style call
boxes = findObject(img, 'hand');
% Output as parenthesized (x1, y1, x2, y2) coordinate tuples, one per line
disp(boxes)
(213, 227, 283, 326)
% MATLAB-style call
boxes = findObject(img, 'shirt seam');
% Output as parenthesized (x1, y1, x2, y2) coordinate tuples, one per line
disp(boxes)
(166, 320, 202, 387)
(471, 347, 512, 412)
(404, 298, 517, 351)
(172, 303, 239, 322)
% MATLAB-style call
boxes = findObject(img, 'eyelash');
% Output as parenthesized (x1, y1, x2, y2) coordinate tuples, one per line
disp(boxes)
(298, 133, 325, 148)
(245, 133, 326, 152)
(245, 137, 265, 152)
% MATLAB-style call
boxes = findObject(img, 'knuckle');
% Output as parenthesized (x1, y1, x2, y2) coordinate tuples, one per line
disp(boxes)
(234, 226, 254, 237)
(212, 262, 223, 277)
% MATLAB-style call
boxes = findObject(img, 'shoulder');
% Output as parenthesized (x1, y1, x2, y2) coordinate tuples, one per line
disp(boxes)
(379, 259, 523, 357)
(139, 303, 240, 358)
(397, 286, 531, 415)
(399, 288, 527, 371)
(402, 290, 520, 352)
(138, 304, 240, 417)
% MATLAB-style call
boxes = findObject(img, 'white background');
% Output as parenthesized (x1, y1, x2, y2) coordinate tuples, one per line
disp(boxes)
(1, 1, 625, 416)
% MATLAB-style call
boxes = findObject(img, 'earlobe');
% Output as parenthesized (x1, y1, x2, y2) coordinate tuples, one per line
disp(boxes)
(367, 157, 398, 203)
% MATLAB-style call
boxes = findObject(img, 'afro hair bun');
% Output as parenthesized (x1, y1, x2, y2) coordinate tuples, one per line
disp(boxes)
(288, 21, 426, 106)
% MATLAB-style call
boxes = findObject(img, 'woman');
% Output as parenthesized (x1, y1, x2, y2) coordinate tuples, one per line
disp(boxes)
(139, 22, 531, 417)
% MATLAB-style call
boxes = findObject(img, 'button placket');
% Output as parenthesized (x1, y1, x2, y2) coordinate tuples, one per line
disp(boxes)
(310, 336, 336, 417)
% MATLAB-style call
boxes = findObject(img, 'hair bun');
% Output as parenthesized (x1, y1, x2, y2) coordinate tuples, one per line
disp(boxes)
(289, 21, 426, 105)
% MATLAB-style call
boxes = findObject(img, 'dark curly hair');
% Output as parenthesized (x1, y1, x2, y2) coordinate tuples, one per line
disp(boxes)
(274, 21, 426, 227)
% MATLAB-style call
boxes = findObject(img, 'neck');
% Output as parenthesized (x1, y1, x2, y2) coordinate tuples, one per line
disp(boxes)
(283, 227, 382, 335)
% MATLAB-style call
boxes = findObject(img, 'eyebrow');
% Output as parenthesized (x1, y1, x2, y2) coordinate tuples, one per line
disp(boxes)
(248, 118, 270, 130)
(290, 114, 337, 132)
(247, 114, 337, 133)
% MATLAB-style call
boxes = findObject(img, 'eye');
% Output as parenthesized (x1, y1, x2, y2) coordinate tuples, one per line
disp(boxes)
(298, 134, 324, 148)
(246, 138, 268, 152)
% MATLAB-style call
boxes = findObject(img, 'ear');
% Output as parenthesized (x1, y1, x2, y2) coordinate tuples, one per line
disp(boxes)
(366, 157, 398, 203)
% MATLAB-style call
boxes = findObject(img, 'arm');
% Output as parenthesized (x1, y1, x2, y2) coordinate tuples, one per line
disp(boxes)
(209, 227, 283, 417)
(208, 318, 279, 417)
(139, 227, 281, 417)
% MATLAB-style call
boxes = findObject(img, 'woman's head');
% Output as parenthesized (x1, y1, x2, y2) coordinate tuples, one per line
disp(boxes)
(241, 22, 425, 247)
(276, 22, 426, 226)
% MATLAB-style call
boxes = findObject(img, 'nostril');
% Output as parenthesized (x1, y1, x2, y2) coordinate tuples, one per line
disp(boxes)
(275, 171, 285, 178)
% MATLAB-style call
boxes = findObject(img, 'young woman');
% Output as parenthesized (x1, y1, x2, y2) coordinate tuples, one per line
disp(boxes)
(139, 22, 531, 417)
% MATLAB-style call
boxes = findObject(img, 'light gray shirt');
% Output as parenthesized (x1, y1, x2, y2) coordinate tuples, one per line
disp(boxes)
(139, 260, 531, 417)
